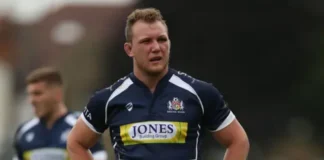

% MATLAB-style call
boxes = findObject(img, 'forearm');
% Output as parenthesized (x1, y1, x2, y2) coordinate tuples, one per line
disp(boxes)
(223, 140, 249, 160)
(67, 141, 94, 160)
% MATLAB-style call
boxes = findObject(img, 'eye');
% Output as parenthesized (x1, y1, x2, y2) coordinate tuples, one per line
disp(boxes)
(139, 38, 151, 44)
(32, 91, 42, 96)
(158, 37, 167, 42)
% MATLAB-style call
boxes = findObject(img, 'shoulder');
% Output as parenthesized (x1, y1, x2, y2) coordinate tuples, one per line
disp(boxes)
(84, 75, 132, 113)
(171, 69, 220, 95)
(15, 118, 40, 141)
(170, 69, 225, 113)
(91, 75, 131, 102)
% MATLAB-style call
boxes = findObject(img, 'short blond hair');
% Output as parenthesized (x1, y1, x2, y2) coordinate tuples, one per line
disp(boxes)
(26, 67, 62, 86)
(125, 8, 167, 42)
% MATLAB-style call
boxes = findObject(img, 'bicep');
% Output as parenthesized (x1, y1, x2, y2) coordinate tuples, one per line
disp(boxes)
(199, 84, 249, 150)
(201, 84, 233, 131)
(68, 117, 101, 149)
(211, 119, 248, 147)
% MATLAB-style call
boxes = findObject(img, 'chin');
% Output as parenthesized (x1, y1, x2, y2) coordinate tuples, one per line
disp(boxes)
(35, 111, 45, 118)
(35, 113, 43, 118)
(146, 66, 167, 76)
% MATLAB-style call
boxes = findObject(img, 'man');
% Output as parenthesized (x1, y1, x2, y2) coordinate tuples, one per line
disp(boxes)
(67, 8, 249, 160)
(13, 67, 107, 160)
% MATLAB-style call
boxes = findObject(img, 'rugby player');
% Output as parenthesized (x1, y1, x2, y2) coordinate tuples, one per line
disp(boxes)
(67, 8, 249, 160)
(13, 67, 107, 160)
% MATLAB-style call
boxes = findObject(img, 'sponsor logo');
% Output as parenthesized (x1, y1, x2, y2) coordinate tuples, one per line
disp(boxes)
(167, 97, 185, 113)
(120, 121, 188, 146)
(83, 107, 92, 120)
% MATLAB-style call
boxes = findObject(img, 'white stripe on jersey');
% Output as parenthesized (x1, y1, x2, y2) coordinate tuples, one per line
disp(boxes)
(81, 114, 102, 134)
(17, 118, 39, 140)
(105, 78, 133, 124)
(210, 111, 236, 132)
(169, 74, 204, 114)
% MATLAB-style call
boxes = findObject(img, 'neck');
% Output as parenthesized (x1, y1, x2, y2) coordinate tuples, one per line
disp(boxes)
(134, 66, 169, 93)
(44, 103, 68, 129)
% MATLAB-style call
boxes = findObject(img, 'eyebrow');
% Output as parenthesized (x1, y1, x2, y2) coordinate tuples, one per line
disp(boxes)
(138, 35, 168, 41)
(138, 37, 151, 42)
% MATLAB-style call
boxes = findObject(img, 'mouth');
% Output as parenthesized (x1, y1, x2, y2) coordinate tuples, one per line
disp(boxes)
(149, 56, 162, 62)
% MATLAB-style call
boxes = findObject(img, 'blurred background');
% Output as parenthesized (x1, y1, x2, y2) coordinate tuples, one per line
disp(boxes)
(0, 0, 323, 159)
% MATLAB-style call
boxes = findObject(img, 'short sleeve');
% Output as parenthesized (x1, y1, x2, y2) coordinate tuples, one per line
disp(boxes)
(201, 84, 236, 132)
(81, 93, 109, 134)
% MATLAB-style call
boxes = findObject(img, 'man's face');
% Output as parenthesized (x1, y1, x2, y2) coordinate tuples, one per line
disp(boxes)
(125, 20, 170, 75)
(27, 82, 59, 118)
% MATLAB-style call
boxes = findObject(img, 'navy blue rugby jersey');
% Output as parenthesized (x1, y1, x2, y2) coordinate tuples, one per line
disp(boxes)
(81, 68, 235, 160)
(13, 111, 107, 160)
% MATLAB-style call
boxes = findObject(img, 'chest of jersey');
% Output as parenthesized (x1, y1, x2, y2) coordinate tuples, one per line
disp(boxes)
(108, 84, 202, 124)
(107, 84, 203, 146)
(18, 122, 72, 159)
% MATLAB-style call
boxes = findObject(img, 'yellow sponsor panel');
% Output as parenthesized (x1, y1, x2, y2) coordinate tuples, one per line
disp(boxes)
(120, 121, 188, 146)
(23, 148, 69, 160)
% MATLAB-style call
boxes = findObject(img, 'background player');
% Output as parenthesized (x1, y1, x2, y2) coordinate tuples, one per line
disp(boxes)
(13, 67, 108, 160)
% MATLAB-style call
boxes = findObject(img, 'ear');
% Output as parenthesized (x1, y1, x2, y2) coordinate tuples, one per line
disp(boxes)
(168, 39, 171, 50)
(52, 86, 63, 101)
(124, 42, 134, 57)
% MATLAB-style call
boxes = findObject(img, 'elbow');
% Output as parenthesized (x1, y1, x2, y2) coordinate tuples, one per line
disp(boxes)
(66, 132, 81, 152)
(235, 136, 250, 152)
(66, 134, 75, 152)
(66, 132, 90, 153)
(226, 136, 250, 152)
(242, 137, 250, 151)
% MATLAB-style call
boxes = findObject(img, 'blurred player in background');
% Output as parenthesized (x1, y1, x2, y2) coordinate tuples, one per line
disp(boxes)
(13, 67, 107, 160)
(67, 8, 249, 160)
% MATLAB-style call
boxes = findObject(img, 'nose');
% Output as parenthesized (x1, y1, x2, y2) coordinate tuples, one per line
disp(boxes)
(29, 96, 37, 106)
(151, 40, 161, 53)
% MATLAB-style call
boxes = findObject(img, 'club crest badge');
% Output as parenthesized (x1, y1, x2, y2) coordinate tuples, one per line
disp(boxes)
(167, 97, 185, 113)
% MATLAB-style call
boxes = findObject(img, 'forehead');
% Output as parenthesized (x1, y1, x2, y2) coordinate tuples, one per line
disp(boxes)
(132, 20, 168, 40)
(27, 81, 48, 91)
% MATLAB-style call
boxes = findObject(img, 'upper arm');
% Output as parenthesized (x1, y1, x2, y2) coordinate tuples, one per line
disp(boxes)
(201, 84, 235, 131)
(68, 92, 109, 149)
(200, 84, 248, 147)
(81, 93, 109, 134)
(211, 119, 248, 148)
(68, 117, 101, 149)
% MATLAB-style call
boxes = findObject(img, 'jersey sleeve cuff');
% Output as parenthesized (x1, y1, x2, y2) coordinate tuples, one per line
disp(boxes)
(210, 111, 236, 132)
(80, 114, 103, 134)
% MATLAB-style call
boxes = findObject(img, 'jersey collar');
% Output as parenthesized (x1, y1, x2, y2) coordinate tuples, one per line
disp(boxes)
(129, 68, 175, 93)
(39, 111, 70, 129)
